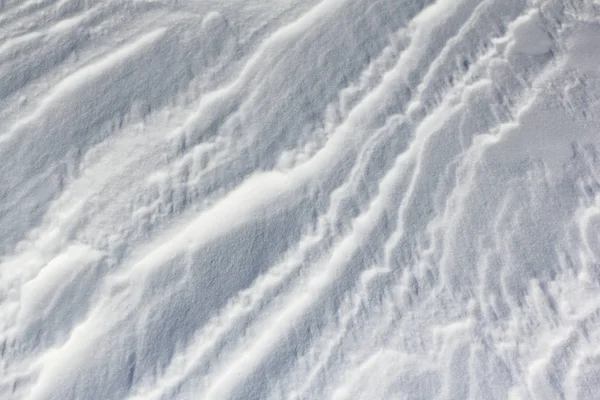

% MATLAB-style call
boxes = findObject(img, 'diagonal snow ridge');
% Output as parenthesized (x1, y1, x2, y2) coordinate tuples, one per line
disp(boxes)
(2, 0, 600, 399)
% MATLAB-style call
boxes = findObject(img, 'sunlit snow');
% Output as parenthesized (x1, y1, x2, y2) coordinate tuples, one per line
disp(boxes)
(2, 0, 600, 399)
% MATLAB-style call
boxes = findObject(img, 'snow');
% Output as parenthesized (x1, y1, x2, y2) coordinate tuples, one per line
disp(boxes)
(2, 0, 600, 399)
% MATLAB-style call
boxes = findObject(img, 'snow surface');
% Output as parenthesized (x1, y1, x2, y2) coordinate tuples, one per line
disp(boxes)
(2, 0, 600, 399)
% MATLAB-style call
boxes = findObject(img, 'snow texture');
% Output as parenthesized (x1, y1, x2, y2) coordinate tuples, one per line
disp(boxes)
(2, 0, 600, 399)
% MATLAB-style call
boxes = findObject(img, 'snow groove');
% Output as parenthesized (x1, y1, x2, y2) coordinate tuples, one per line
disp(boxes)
(2, 0, 600, 399)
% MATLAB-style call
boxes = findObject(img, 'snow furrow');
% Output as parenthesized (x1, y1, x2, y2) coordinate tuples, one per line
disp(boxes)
(3, 0, 600, 399)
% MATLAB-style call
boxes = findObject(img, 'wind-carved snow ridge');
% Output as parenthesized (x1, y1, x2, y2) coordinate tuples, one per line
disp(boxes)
(2, 0, 600, 399)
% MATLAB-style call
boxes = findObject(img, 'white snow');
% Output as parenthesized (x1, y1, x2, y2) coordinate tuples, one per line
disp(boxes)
(2, 0, 600, 399)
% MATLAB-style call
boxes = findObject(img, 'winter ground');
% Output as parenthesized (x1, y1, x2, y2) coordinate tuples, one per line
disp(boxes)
(2, 0, 600, 399)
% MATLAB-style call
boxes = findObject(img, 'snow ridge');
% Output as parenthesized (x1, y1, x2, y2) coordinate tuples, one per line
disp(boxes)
(2, 0, 600, 399)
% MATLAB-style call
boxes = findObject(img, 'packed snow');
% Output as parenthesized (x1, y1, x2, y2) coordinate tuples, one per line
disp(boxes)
(2, 0, 600, 399)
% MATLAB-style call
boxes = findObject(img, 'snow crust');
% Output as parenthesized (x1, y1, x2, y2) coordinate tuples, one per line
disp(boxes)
(2, 0, 600, 399)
